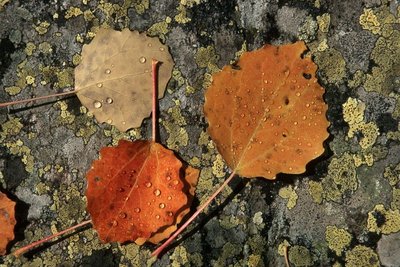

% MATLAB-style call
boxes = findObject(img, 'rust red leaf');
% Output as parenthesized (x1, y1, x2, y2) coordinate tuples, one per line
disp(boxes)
(0, 192, 16, 255)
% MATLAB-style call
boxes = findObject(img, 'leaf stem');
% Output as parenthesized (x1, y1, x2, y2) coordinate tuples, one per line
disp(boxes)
(151, 171, 237, 258)
(0, 90, 76, 108)
(13, 219, 92, 257)
(151, 59, 160, 143)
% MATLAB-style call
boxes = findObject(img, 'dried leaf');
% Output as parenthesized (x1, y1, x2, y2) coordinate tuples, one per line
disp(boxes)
(86, 140, 199, 243)
(0, 192, 16, 255)
(75, 29, 174, 131)
(204, 41, 329, 179)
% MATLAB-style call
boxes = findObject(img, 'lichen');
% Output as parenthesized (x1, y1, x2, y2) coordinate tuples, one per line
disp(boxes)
(161, 101, 189, 150)
(342, 97, 379, 149)
(278, 239, 291, 256)
(4, 139, 35, 173)
(321, 152, 358, 203)
(147, 17, 171, 41)
(24, 42, 36, 56)
(4, 86, 22, 96)
(278, 185, 298, 210)
(212, 154, 226, 178)
(131, 0, 149, 15)
(345, 245, 380, 267)
(194, 46, 220, 73)
(308, 180, 323, 204)
(367, 204, 400, 234)
(360, 8, 381, 35)
(392, 188, 400, 210)
(0, 117, 24, 142)
(316, 13, 330, 33)
(325, 225, 352, 256)
(64, 6, 83, 19)
(313, 48, 346, 85)
(54, 101, 75, 125)
(34, 21, 51, 35)
(288, 245, 314, 266)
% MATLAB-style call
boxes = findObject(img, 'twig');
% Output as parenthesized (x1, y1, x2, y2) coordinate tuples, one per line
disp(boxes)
(151, 59, 159, 142)
(13, 219, 92, 257)
(0, 90, 76, 108)
(151, 171, 237, 258)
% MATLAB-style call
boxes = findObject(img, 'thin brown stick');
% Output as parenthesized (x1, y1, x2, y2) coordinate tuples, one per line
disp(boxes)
(151, 171, 237, 258)
(283, 245, 290, 267)
(0, 90, 75, 108)
(13, 219, 92, 257)
(151, 59, 159, 142)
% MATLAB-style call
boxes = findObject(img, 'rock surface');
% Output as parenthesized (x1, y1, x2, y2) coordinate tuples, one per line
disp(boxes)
(0, 0, 399, 266)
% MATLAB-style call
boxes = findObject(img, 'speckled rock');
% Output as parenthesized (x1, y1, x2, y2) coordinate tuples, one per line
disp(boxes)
(1, 0, 400, 266)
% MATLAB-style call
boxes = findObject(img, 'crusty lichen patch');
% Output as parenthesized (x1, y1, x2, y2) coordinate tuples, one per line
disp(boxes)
(288, 245, 314, 266)
(342, 97, 379, 149)
(325, 225, 352, 256)
(367, 204, 400, 234)
(345, 245, 380, 267)
(194, 46, 220, 73)
(161, 100, 189, 150)
(279, 185, 298, 210)
(313, 48, 346, 85)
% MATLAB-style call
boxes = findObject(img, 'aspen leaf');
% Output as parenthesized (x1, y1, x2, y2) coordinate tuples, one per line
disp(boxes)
(75, 28, 174, 131)
(85, 140, 199, 243)
(0, 192, 16, 255)
(204, 41, 329, 179)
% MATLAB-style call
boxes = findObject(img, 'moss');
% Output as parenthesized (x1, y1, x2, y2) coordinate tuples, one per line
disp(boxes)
(314, 48, 346, 85)
(345, 245, 379, 267)
(278, 185, 298, 210)
(321, 152, 358, 203)
(288, 245, 314, 266)
(325, 225, 352, 256)
(308, 180, 323, 204)
(367, 204, 400, 234)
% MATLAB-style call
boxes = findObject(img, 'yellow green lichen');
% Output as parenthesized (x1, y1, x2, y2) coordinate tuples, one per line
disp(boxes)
(278, 185, 298, 210)
(147, 17, 171, 41)
(352, 153, 374, 167)
(170, 246, 189, 267)
(38, 42, 53, 54)
(24, 42, 37, 56)
(392, 188, 400, 210)
(317, 13, 330, 33)
(34, 21, 51, 35)
(131, 0, 149, 15)
(313, 48, 346, 85)
(220, 214, 242, 230)
(175, 4, 191, 24)
(214, 242, 241, 266)
(4, 86, 22, 96)
(76, 123, 97, 144)
(360, 8, 381, 35)
(367, 204, 400, 234)
(325, 225, 352, 256)
(161, 101, 189, 150)
(316, 38, 328, 52)
(118, 243, 141, 266)
(55, 67, 74, 88)
(342, 97, 379, 149)
(288, 245, 314, 267)
(194, 46, 220, 73)
(308, 180, 323, 204)
(212, 154, 226, 178)
(348, 70, 365, 89)
(321, 152, 358, 203)
(278, 239, 291, 256)
(54, 101, 75, 125)
(4, 139, 35, 173)
(0, 117, 23, 142)
(247, 254, 263, 267)
(345, 245, 379, 267)
(64, 6, 83, 19)
(172, 69, 186, 87)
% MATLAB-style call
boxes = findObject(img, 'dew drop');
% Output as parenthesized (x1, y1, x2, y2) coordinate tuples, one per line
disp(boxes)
(167, 196, 172, 200)
(296, 92, 301, 97)
(216, 124, 220, 128)
(172, 180, 179, 185)
(106, 97, 113, 104)
(159, 203, 166, 209)
(302, 115, 307, 120)
(119, 212, 127, 219)
(145, 182, 152, 188)
(117, 187, 124, 192)
(107, 119, 113, 124)
(154, 189, 161, 196)
(139, 56, 146, 63)
(159, 47, 165, 51)
(294, 121, 298, 125)
(97, 83, 103, 88)
(289, 167, 293, 171)
(93, 101, 102, 109)
(155, 214, 160, 219)
(134, 208, 141, 213)
(307, 143, 312, 147)
(111, 220, 118, 227)
(266, 108, 270, 112)
(306, 103, 310, 108)
(105, 69, 111, 74)
(122, 121, 126, 125)
(240, 113, 245, 118)
(167, 211, 173, 217)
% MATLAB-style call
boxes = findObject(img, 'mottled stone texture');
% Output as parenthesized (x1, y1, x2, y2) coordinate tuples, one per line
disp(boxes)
(1, 0, 399, 266)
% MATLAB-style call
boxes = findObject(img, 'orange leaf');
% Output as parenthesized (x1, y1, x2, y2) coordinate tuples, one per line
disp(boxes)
(0, 192, 16, 255)
(204, 41, 329, 179)
(86, 140, 199, 243)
